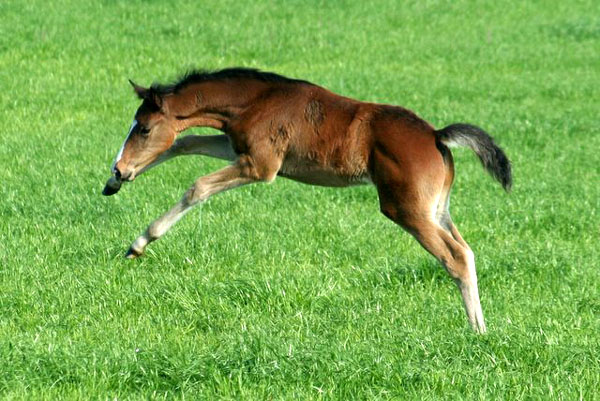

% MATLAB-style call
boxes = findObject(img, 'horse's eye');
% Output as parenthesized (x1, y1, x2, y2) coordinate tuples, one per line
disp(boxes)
(139, 127, 150, 136)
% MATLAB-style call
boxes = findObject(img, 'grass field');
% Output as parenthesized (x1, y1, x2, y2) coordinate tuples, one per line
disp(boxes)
(1, 0, 599, 399)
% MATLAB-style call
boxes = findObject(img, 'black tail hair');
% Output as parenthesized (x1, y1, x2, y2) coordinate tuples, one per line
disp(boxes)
(436, 123, 512, 191)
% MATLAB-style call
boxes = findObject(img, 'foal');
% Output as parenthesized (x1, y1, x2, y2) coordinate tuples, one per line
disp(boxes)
(103, 68, 511, 333)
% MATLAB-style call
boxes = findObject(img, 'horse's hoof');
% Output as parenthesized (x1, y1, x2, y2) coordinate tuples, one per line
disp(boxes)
(125, 247, 142, 259)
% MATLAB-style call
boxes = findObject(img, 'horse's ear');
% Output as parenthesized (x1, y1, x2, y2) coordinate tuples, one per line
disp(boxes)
(129, 79, 163, 108)
(129, 79, 149, 99)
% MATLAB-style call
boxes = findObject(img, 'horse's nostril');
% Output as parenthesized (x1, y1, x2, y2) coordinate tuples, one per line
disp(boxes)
(114, 168, 122, 181)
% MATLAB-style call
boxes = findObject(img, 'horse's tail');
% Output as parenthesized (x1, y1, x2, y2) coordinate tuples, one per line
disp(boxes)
(436, 123, 512, 191)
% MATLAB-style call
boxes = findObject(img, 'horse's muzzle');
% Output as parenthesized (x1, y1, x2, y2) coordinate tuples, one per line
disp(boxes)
(102, 176, 122, 196)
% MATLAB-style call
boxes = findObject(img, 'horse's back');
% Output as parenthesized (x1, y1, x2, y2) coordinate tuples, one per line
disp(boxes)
(237, 83, 446, 190)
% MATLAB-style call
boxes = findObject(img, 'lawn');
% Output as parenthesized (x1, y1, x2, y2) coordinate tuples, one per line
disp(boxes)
(0, 0, 599, 399)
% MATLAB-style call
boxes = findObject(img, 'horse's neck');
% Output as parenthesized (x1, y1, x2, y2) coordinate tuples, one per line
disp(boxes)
(170, 80, 265, 132)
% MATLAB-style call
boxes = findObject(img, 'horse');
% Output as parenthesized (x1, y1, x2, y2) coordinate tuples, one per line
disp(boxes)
(102, 68, 511, 333)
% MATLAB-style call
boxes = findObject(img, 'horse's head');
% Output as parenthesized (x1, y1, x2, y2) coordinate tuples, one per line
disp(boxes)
(103, 81, 177, 196)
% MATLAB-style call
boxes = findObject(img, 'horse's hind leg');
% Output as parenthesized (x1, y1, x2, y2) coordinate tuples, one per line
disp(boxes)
(433, 218, 485, 333)
(436, 196, 470, 250)
(375, 174, 486, 333)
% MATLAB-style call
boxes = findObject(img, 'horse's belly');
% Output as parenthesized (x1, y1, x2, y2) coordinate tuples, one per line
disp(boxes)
(278, 156, 370, 187)
(278, 169, 371, 187)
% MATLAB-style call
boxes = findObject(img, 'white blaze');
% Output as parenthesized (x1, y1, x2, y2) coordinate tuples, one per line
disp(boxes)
(112, 119, 138, 173)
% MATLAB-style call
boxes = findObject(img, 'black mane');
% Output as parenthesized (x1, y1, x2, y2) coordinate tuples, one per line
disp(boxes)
(150, 67, 313, 95)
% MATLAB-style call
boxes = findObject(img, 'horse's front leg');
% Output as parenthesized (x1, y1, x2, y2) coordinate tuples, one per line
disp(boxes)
(173, 134, 237, 160)
(125, 163, 255, 258)
(102, 135, 235, 196)
(139, 134, 237, 176)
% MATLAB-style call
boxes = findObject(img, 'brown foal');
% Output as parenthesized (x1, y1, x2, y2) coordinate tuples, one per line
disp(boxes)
(103, 68, 511, 333)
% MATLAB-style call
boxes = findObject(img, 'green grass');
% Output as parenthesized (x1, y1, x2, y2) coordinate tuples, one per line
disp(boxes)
(1, 0, 599, 399)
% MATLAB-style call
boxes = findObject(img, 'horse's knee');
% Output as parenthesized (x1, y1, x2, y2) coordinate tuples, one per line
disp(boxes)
(237, 154, 279, 183)
(184, 183, 208, 205)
